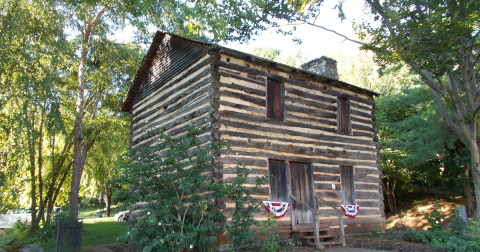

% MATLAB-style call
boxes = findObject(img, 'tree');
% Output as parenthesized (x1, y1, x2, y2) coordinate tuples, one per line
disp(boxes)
(376, 86, 458, 213)
(251, 47, 305, 68)
(0, 0, 72, 229)
(357, 0, 480, 219)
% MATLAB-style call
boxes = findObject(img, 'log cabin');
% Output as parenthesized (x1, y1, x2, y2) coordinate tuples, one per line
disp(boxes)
(122, 31, 385, 249)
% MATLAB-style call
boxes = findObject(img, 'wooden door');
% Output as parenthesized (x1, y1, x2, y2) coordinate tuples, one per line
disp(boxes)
(269, 160, 288, 202)
(290, 162, 315, 225)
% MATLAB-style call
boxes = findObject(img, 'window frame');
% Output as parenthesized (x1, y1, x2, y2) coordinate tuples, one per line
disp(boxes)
(266, 79, 285, 121)
(337, 97, 351, 134)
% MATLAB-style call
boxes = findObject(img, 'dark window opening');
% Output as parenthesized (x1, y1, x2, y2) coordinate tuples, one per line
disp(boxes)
(266, 79, 284, 121)
(340, 165, 355, 205)
(337, 98, 351, 134)
(268, 159, 288, 202)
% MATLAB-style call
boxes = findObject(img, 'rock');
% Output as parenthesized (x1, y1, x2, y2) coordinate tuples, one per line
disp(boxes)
(19, 244, 43, 252)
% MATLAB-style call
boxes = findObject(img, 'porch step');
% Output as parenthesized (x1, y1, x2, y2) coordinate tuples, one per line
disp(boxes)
(294, 228, 342, 248)
(307, 240, 343, 247)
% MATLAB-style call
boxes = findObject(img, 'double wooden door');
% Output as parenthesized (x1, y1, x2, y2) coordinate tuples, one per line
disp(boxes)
(269, 161, 315, 225)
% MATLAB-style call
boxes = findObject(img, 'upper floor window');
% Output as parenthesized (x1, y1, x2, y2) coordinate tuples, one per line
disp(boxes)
(266, 79, 284, 121)
(337, 98, 351, 134)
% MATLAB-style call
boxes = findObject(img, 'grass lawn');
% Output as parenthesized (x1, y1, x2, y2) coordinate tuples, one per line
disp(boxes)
(82, 217, 127, 246)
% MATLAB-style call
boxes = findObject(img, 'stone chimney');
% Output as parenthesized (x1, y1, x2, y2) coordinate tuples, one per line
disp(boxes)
(300, 56, 339, 80)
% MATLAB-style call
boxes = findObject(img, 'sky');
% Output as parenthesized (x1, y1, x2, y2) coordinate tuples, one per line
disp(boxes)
(220, 0, 369, 60)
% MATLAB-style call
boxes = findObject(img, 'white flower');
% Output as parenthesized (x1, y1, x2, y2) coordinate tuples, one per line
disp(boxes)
(160, 239, 164, 243)
(190, 245, 193, 249)
(173, 230, 175, 233)
(158, 222, 162, 226)
(127, 232, 130, 235)
(147, 212, 150, 215)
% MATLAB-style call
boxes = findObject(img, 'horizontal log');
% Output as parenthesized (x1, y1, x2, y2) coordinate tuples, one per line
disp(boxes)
(133, 90, 211, 133)
(355, 200, 383, 208)
(133, 61, 212, 116)
(355, 174, 381, 183)
(351, 123, 374, 133)
(219, 100, 265, 114)
(218, 60, 375, 105)
(219, 90, 265, 107)
(222, 129, 378, 152)
(215, 156, 268, 167)
(354, 183, 382, 190)
(133, 102, 211, 145)
(221, 120, 378, 147)
(218, 150, 380, 168)
(286, 104, 337, 119)
(344, 223, 386, 234)
(351, 108, 374, 119)
(287, 95, 337, 112)
(286, 113, 337, 127)
(219, 70, 266, 86)
(225, 139, 378, 161)
(286, 87, 337, 104)
(355, 191, 382, 200)
(352, 116, 375, 126)
(132, 114, 212, 149)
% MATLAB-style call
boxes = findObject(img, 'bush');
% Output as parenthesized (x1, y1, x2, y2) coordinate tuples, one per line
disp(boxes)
(256, 213, 282, 252)
(0, 222, 34, 252)
(402, 208, 480, 252)
(119, 125, 268, 252)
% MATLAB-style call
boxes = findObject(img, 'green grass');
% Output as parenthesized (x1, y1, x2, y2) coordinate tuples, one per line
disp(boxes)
(82, 217, 127, 246)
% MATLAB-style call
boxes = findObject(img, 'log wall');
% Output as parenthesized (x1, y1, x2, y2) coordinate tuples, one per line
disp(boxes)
(129, 36, 215, 150)
(211, 52, 385, 244)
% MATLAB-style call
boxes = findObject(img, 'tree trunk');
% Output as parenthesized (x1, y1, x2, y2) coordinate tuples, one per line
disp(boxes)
(105, 182, 113, 217)
(469, 144, 480, 221)
(463, 164, 475, 218)
(69, 8, 105, 220)
(70, 40, 87, 219)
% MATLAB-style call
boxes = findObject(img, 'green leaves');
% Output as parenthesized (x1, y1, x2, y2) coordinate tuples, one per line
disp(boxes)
(118, 126, 225, 251)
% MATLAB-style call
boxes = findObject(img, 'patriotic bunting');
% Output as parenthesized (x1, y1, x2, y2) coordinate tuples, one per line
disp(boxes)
(262, 201, 289, 219)
(341, 205, 359, 218)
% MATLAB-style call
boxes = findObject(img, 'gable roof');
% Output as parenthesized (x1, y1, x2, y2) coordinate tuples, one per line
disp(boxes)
(122, 31, 379, 112)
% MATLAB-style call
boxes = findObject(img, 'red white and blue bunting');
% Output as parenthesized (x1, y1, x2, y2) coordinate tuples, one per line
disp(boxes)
(341, 205, 360, 218)
(262, 201, 289, 219)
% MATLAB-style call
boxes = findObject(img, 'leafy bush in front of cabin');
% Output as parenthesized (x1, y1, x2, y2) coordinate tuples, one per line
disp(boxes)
(210, 162, 269, 251)
(119, 125, 268, 252)
(402, 208, 480, 252)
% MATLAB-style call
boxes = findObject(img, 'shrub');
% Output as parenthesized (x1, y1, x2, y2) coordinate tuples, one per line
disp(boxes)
(402, 207, 480, 252)
(256, 213, 282, 252)
(119, 125, 268, 252)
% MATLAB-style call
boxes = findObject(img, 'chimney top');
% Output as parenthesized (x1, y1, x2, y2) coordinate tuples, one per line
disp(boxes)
(301, 56, 339, 80)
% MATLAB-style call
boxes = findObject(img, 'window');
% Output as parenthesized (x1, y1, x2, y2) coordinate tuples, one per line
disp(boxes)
(266, 79, 284, 121)
(340, 166, 355, 205)
(268, 159, 288, 202)
(337, 98, 351, 134)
